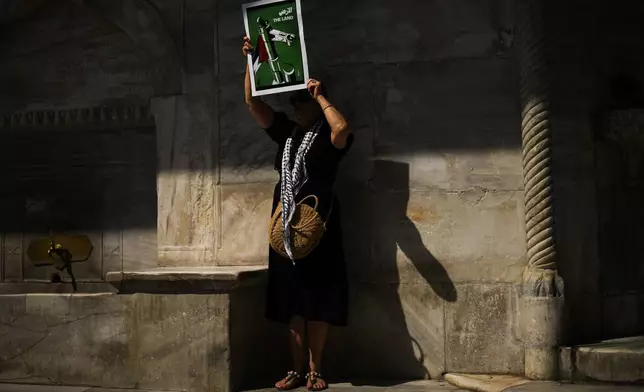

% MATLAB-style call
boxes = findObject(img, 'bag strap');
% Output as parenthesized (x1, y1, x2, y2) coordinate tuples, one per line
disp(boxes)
(297, 193, 334, 224)
(322, 193, 334, 231)
(298, 195, 319, 211)
(291, 193, 334, 230)
(325, 194, 334, 223)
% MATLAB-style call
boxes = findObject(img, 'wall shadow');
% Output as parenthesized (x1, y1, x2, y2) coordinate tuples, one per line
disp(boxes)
(324, 159, 456, 384)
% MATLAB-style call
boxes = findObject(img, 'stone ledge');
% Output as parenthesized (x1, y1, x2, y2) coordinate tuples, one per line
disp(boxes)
(0, 282, 118, 294)
(106, 266, 268, 294)
(0, 279, 270, 391)
(105, 266, 267, 282)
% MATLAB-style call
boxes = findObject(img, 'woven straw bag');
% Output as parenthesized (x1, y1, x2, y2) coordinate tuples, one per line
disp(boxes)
(269, 195, 330, 260)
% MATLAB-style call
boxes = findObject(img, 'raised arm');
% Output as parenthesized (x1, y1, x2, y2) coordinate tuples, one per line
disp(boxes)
(307, 79, 351, 149)
(243, 37, 274, 129)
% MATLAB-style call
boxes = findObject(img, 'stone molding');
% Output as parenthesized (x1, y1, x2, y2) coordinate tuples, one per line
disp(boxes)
(0, 105, 154, 131)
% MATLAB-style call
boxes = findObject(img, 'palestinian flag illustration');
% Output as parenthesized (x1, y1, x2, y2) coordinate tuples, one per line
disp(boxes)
(252, 35, 270, 72)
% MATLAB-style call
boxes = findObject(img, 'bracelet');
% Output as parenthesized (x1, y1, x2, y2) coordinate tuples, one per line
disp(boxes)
(323, 104, 333, 111)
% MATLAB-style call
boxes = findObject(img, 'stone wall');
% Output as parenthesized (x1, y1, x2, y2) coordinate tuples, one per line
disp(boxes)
(1, 0, 528, 379)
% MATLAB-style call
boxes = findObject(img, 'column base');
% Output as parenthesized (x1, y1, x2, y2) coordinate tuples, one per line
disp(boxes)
(521, 268, 565, 380)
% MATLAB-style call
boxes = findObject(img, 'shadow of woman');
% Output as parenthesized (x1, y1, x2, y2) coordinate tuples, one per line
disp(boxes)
(372, 159, 457, 301)
(326, 159, 456, 384)
(397, 217, 457, 302)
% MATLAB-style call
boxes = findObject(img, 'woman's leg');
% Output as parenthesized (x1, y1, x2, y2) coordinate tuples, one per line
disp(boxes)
(290, 316, 307, 371)
(306, 321, 329, 390)
(276, 316, 306, 389)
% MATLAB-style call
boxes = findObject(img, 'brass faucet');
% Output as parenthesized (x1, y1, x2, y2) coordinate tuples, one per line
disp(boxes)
(47, 240, 78, 292)
(27, 234, 93, 293)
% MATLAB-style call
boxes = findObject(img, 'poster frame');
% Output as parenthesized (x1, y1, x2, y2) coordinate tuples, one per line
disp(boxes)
(242, 0, 310, 97)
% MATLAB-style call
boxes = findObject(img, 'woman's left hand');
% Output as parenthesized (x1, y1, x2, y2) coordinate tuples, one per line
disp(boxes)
(307, 79, 323, 100)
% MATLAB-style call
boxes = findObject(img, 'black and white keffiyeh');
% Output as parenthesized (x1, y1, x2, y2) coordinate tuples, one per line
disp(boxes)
(280, 119, 323, 262)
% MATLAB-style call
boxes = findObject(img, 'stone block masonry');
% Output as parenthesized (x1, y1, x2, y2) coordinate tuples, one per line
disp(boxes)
(0, 267, 275, 392)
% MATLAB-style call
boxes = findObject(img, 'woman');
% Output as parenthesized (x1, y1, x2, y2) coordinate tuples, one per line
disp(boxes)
(243, 37, 353, 391)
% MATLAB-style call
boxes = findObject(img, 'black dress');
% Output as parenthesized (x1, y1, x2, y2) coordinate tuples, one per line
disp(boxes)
(264, 112, 353, 327)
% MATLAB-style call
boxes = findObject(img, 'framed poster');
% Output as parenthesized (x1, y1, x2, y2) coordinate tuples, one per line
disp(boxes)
(243, 0, 310, 97)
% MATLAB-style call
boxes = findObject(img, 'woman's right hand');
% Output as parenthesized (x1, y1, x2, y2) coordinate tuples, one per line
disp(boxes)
(242, 36, 253, 57)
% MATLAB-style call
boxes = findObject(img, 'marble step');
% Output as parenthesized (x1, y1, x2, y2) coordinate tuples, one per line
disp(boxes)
(560, 336, 644, 384)
(445, 373, 644, 392)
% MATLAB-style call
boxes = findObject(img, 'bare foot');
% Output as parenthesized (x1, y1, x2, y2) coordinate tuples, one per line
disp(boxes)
(306, 372, 328, 391)
(276, 371, 301, 390)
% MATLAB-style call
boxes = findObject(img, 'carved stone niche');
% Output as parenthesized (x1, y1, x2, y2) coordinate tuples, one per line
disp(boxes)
(0, 104, 157, 284)
(595, 109, 644, 297)
(598, 110, 644, 187)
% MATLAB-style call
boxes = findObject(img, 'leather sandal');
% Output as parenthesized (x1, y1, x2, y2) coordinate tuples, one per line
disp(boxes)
(306, 371, 328, 391)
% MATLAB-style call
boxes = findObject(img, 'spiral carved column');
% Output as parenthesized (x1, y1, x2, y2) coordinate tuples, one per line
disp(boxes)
(517, 0, 565, 380)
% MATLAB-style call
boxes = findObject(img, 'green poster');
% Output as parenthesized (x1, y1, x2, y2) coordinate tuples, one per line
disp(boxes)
(243, 0, 309, 96)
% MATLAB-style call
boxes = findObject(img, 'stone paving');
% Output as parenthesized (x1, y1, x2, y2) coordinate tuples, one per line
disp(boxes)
(0, 385, 165, 392)
(0, 381, 464, 392)
(1, 380, 643, 392)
